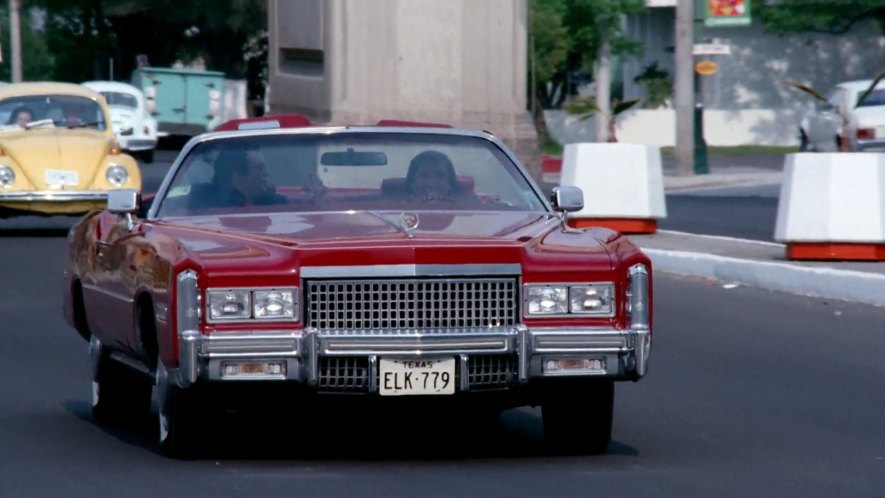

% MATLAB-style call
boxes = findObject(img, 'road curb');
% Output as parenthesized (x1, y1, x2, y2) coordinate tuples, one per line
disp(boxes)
(645, 248, 885, 307)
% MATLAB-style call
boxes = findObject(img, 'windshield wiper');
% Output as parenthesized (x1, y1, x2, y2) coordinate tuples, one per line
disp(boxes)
(64, 121, 102, 129)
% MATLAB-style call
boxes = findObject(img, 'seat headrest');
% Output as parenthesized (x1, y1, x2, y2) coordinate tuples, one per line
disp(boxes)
(381, 175, 475, 196)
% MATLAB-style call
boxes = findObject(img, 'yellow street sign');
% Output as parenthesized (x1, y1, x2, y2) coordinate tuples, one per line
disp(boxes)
(695, 60, 718, 76)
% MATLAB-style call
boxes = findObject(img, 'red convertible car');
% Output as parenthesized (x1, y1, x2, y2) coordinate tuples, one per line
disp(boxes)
(63, 123, 653, 456)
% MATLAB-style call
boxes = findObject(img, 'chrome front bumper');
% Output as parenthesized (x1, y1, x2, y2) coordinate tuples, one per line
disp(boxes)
(0, 190, 110, 202)
(171, 325, 652, 390)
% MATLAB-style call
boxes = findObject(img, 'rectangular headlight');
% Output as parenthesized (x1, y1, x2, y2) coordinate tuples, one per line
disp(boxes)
(525, 285, 568, 315)
(569, 284, 614, 315)
(207, 289, 251, 321)
(253, 289, 297, 320)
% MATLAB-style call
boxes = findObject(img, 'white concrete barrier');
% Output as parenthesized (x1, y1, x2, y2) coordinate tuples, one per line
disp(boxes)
(560, 143, 667, 233)
(774, 153, 885, 260)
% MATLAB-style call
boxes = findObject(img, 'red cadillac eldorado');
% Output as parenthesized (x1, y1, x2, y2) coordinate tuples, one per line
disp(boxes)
(62, 123, 653, 457)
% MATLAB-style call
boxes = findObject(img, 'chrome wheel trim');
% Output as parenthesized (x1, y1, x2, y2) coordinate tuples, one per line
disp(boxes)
(91, 381, 100, 408)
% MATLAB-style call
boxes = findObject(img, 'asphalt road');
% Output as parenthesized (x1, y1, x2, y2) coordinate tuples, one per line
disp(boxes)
(0, 228, 883, 497)
(660, 188, 779, 242)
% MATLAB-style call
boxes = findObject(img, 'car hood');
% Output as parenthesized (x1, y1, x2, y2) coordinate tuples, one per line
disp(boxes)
(156, 211, 619, 277)
(108, 107, 137, 126)
(1, 129, 110, 189)
(852, 106, 885, 127)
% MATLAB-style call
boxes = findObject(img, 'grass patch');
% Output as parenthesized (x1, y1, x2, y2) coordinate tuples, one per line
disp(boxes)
(661, 145, 796, 156)
(540, 133, 564, 156)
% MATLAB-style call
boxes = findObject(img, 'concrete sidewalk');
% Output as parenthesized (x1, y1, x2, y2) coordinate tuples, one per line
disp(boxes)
(643, 155, 885, 307)
(632, 230, 885, 308)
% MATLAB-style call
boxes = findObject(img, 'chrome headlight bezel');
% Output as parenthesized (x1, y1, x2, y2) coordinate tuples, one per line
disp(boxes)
(0, 165, 15, 187)
(524, 282, 616, 317)
(105, 164, 129, 186)
(205, 287, 299, 323)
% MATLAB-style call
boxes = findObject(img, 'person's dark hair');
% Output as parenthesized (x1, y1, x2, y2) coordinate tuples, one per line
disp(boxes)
(406, 150, 461, 194)
(213, 147, 250, 185)
(7, 106, 35, 125)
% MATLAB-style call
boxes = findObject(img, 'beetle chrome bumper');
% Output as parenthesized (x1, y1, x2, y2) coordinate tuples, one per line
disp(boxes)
(0, 190, 110, 202)
(171, 325, 651, 389)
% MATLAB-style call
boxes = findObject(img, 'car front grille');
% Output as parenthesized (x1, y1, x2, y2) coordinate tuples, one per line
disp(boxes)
(305, 278, 519, 332)
(316, 355, 517, 393)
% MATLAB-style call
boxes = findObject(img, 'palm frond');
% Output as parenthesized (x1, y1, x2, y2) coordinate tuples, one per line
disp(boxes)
(856, 68, 885, 108)
(613, 99, 640, 115)
(783, 80, 829, 103)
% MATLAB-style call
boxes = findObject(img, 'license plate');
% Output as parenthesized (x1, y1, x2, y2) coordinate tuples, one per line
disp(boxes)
(379, 358, 455, 396)
(44, 169, 78, 186)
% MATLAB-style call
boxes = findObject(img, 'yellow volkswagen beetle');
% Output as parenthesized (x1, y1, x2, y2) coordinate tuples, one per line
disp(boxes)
(0, 82, 141, 217)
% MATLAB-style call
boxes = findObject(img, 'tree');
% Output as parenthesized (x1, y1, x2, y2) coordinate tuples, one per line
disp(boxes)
(565, 96, 640, 142)
(529, 0, 644, 141)
(31, 0, 266, 96)
(0, 7, 54, 81)
(760, 0, 885, 35)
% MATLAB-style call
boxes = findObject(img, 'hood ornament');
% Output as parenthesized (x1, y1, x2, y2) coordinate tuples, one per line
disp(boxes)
(399, 212, 419, 238)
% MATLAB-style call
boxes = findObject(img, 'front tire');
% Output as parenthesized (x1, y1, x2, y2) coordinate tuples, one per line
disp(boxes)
(542, 380, 615, 455)
(154, 357, 202, 458)
(90, 337, 151, 424)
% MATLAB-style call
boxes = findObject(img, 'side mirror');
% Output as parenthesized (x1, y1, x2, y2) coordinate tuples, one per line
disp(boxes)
(108, 189, 140, 215)
(551, 186, 584, 213)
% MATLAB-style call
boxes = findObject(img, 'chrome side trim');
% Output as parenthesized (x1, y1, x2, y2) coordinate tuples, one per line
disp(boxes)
(300, 263, 521, 278)
(459, 354, 470, 392)
(517, 324, 529, 383)
(319, 334, 512, 356)
(532, 331, 629, 353)
(109, 351, 151, 375)
(176, 270, 201, 386)
(0, 190, 110, 202)
(628, 264, 650, 331)
(200, 332, 302, 357)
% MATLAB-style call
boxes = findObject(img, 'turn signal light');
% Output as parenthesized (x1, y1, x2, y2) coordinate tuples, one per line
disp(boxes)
(544, 357, 606, 374)
(109, 141, 122, 155)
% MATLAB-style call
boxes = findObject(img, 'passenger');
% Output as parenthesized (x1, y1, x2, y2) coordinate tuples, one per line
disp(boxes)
(404, 150, 470, 203)
(7, 106, 35, 127)
(190, 146, 287, 208)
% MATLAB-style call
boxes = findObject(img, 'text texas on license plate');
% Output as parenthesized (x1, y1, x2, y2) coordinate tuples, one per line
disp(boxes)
(379, 358, 455, 396)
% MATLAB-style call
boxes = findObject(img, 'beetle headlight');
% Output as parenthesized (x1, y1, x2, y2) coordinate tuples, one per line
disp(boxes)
(569, 284, 614, 315)
(207, 290, 251, 321)
(0, 165, 15, 187)
(525, 285, 568, 315)
(525, 283, 615, 317)
(253, 290, 296, 320)
(105, 165, 128, 186)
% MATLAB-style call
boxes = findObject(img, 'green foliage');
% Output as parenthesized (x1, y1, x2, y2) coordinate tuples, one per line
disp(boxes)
(564, 96, 639, 121)
(760, 0, 885, 34)
(633, 62, 671, 109)
(30, 0, 266, 90)
(0, 9, 55, 81)
(530, 0, 645, 109)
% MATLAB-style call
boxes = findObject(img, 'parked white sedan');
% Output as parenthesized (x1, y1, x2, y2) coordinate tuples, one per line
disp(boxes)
(799, 79, 885, 152)
(82, 81, 159, 162)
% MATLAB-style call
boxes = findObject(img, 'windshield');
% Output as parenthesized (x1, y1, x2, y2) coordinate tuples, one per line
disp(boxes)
(0, 94, 108, 130)
(154, 132, 547, 218)
(100, 91, 138, 109)
(856, 88, 885, 107)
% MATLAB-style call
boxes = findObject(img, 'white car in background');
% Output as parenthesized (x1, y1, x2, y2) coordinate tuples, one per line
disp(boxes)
(82, 81, 159, 162)
(799, 79, 885, 152)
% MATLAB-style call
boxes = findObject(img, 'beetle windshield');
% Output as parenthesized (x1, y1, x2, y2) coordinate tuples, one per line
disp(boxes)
(0, 94, 107, 130)
(154, 132, 548, 217)
(100, 91, 138, 109)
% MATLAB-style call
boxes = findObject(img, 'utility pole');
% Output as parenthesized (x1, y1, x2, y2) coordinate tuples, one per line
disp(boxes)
(674, 0, 694, 175)
(10, 0, 23, 82)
